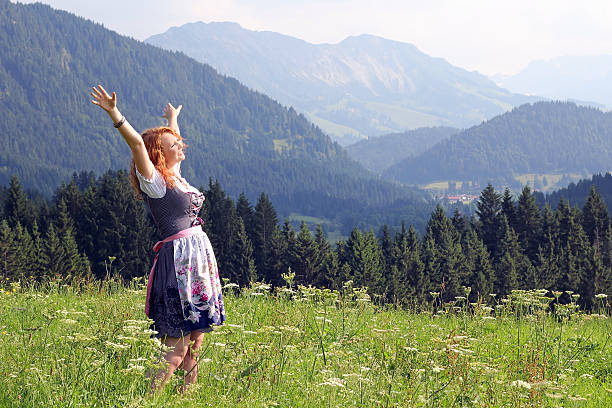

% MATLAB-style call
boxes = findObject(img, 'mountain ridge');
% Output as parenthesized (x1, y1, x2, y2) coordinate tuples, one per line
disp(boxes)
(146, 21, 538, 145)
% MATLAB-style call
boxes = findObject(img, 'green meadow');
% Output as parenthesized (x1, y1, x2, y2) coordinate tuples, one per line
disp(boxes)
(0, 276, 610, 407)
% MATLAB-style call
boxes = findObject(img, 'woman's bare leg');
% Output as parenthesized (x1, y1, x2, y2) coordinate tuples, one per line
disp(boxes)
(181, 330, 205, 388)
(151, 335, 190, 392)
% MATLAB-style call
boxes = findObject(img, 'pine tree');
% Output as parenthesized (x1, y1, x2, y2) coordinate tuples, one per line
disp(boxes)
(4, 175, 36, 230)
(476, 184, 502, 257)
(421, 233, 440, 297)
(236, 192, 256, 243)
(494, 217, 520, 296)
(379, 224, 394, 296)
(425, 205, 466, 302)
(535, 232, 561, 290)
(91, 170, 155, 280)
(344, 228, 383, 297)
(515, 186, 542, 262)
(315, 250, 340, 289)
(253, 192, 278, 279)
(13, 222, 34, 281)
(582, 241, 602, 309)
(42, 223, 65, 279)
(597, 225, 612, 297)
(54, 199, 74, 237)
(555, 199, 573, 249)
(0, 220, 16, 279)
(501, 188, 517, 231)
(464, 229, 494, 301)
(30, 221, 45, 279)
(581, 185, 609, 245)
(451, 208, 469, 240)
(291, 222, 319, 285)
(312, 225, 332, 286)
(563, 220, 590, 294)
(61, 226, 87, 281)
(263, 225, 288, 287)
(541, 204, 558, 244)
(230, 217, 257, 286)
(392, 225, 425, 304)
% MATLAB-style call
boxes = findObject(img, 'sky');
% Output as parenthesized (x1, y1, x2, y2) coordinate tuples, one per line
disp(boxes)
(16, 0, 612, 76)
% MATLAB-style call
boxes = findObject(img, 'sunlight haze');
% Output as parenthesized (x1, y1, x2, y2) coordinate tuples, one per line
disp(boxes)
(15, 0, 612, 76)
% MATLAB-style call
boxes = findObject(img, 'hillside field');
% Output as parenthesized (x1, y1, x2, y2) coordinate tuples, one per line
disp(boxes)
(0, 277, 610, 407)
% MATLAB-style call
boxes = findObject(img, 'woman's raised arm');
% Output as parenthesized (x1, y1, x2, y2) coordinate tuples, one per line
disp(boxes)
(162, 102, 182, 135)
(90, 85, 154, 179)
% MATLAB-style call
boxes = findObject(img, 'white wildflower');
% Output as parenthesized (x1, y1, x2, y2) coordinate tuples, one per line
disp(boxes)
(319, 377, 345, 387)
(105, 341, 129, 350)
(61, 319, 78, 325)
(510, 380, 531, 390)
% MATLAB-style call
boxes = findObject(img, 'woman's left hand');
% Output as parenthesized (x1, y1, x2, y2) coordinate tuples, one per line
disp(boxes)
(162, 102, 182, 121)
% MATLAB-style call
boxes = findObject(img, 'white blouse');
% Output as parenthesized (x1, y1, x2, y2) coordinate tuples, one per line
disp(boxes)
(135, 166, 200, 199)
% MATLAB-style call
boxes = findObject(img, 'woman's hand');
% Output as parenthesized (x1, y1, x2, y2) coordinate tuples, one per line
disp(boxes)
(162, 102, 182, 121)
(90, 85, 117, 113)
(89, 85, 155, 179)
(163, 102, 182, 133)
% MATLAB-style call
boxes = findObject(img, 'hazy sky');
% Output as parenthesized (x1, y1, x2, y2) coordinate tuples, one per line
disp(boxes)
(16, 0, 612, 76)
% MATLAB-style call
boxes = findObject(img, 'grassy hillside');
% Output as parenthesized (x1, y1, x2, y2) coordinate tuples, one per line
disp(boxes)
(1, 277, 610, 407)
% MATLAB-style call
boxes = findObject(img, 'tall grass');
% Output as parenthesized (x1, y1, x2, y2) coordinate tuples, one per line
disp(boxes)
(0, 275, 610, 407)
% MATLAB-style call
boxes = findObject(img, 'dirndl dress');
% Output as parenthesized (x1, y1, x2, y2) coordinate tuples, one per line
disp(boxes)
(137, 168, 226, 338)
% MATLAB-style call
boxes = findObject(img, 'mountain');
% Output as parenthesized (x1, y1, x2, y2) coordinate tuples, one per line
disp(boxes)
(383, 102, 612, 188)
(495, 55, 612, 108)
(0, 0, 431, 230)
(145, 22, 537, 145)
(345, 127, 459, 174)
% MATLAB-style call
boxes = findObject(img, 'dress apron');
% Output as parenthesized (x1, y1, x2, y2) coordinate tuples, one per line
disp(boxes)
(145, 225, 201, 317)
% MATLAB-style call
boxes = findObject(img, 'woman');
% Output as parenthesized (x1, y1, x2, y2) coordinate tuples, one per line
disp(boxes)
(91, 85, 226, 392)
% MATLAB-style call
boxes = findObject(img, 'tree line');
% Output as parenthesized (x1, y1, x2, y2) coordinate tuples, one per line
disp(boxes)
(1, 172, 610, 308)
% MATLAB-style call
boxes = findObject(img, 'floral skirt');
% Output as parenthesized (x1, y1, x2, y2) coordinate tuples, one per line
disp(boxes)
(148, 228, 226, 338)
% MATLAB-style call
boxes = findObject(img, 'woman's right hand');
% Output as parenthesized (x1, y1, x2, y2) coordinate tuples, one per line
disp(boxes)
(90, 85, 117, 113)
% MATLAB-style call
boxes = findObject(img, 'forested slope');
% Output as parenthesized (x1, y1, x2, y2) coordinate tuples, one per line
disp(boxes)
(345, 127, 459, 173)
(383, 102, 612, 186)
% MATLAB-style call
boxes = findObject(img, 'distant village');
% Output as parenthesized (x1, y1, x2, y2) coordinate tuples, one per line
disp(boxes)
(444, 194, 480, 204)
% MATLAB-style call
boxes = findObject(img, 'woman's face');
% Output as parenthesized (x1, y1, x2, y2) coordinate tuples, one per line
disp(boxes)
(160, 132, 185, 169)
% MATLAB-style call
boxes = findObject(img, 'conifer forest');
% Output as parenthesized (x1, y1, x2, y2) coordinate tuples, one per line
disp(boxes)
(1, 171, 610, 309)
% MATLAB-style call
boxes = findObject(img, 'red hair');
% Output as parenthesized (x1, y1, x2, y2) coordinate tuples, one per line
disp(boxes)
(129, 126, 184, 199)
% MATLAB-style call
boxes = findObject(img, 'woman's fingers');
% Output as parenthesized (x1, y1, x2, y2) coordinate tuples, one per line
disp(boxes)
(98, 85, 111, 99)
(177, 105, 183, 113)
